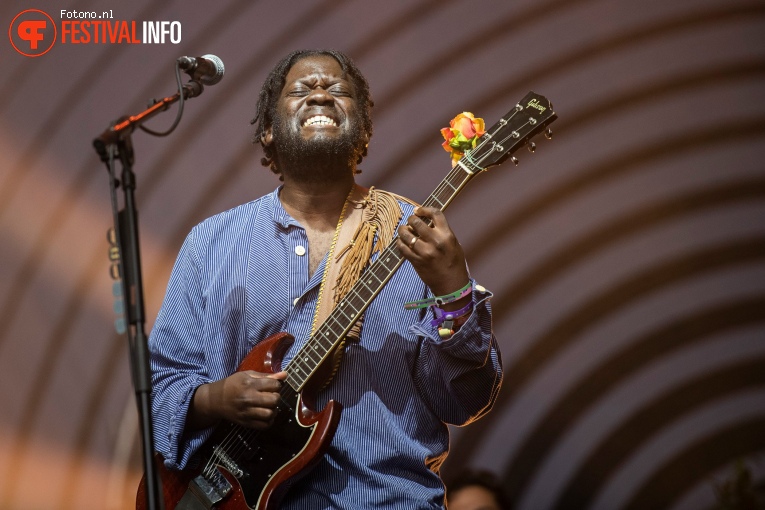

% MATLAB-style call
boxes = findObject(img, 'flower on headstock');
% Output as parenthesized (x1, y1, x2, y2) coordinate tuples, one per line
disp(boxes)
(440, 112, 486, 167)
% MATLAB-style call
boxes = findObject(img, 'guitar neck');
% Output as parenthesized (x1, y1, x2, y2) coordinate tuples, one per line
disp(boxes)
(284, 165, 477, 391)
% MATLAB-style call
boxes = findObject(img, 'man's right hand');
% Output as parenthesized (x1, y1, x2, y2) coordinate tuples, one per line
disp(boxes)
(188, 370, 287, 431)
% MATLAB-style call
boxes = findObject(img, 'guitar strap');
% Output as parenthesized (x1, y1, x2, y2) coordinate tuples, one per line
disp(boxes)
(311, 184, 416, 380)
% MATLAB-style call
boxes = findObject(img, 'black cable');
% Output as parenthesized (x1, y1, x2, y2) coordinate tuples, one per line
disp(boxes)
(139, 61, 187, 137)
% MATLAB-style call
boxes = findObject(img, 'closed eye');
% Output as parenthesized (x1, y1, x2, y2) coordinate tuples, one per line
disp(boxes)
(329, 87, 351, 97)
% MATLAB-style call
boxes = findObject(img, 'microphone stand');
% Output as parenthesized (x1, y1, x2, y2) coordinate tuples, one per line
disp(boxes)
(93, 80, 205, 510)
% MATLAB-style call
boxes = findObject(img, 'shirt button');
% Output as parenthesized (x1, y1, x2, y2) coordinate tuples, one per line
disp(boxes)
(295, 245, 306, 256)
(293, 298, 299, 306)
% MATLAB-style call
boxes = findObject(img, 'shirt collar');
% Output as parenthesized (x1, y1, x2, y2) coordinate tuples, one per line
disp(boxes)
(270, 185, 300, 229)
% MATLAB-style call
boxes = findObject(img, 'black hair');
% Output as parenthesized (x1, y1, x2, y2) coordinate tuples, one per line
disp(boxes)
(447, 469, 512, 510)
(250, 49, 374, 175)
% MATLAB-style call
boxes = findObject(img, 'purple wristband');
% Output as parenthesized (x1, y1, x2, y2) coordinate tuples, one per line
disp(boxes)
(430, 300, 474, 328)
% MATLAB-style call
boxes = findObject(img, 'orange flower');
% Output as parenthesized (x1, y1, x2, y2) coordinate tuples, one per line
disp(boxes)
(440, 112, 485, 166)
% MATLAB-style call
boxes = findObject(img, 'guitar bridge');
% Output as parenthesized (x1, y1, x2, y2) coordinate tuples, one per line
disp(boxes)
(212, 445, 245, 478)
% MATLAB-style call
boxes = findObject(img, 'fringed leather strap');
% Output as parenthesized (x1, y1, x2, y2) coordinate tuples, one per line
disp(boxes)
(312, 185, 415, 387)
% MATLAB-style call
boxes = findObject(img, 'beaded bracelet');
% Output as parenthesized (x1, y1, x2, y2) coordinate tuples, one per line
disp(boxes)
(404, 281, 472, 310)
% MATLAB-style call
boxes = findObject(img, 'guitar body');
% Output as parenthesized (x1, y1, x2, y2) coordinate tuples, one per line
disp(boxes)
(137, 331, 342, 510)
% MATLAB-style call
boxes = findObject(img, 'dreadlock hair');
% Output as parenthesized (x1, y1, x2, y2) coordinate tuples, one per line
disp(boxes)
(250, 49, 374, 177)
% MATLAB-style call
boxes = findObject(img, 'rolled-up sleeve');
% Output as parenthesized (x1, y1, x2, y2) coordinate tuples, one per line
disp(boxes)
(149, 229, 214, 469)
(409, 281, 503, 425)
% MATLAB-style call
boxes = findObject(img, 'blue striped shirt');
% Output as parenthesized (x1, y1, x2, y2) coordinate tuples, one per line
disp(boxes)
(148, 187, 502, 509)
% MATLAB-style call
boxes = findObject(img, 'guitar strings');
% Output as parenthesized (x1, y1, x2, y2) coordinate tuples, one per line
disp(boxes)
(200, 384, 299, 480)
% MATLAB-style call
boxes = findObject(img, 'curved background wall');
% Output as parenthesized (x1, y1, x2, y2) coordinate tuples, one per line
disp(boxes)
(1, 0, 764, 508)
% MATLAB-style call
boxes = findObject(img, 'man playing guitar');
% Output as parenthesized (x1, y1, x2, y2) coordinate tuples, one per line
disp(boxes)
(147, 49, 503, 509)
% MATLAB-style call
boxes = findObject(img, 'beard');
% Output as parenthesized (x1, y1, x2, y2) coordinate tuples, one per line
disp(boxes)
(271, 113, 366, 183)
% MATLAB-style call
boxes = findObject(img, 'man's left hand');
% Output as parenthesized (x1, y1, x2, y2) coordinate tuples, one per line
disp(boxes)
(397, 206, 470, 305)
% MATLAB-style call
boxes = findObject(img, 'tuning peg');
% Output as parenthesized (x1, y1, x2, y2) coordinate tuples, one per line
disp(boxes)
(511, 156, 519, 166)
(544, 128, 553, 140)
(527, 142, 536, 153)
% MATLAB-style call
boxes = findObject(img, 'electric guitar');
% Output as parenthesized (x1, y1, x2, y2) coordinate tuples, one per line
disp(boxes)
(137, 91, 557, 510)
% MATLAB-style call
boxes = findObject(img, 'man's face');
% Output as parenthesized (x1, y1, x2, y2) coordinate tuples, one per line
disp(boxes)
(267, 55, 367, 181)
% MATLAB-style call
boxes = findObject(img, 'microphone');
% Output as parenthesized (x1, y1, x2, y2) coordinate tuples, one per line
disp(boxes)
(177, 54, 225, 86)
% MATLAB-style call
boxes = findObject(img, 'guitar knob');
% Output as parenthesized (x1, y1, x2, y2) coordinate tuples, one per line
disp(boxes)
(527, 142, 536, 153)
(511, 156, 519, 166)
(545, 128, 553, 140)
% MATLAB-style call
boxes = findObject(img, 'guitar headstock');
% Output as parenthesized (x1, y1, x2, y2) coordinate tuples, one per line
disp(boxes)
(458, 92, 557, 172)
